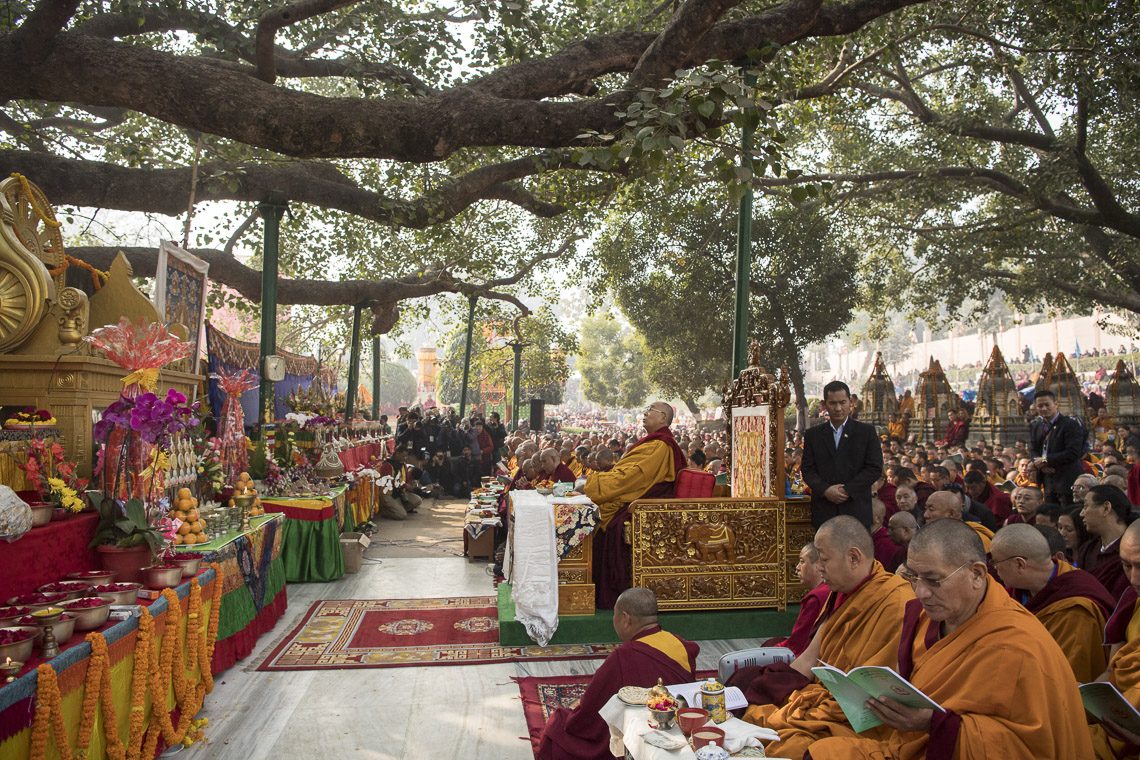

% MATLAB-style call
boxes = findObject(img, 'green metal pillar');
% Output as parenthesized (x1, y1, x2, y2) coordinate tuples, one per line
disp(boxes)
(510, 340, 524, 431)
(258, 201, 287, 425)
(371, 336, 381, 419)
(458, 295, 477, 419)
(731, 71, 756, 378)
(345, 303, 363, 420)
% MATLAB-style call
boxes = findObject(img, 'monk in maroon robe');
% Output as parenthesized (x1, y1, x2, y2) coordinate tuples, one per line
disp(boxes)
(536, 447, 577, 486)
(765, 543, 830, 657)
(585, 402, 686, 609)
(537, 588, 698, 760)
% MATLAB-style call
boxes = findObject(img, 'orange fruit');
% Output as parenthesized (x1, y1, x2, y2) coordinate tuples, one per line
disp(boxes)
(177, 487, 191, 499)
(178, 522, 191, 535)
(173, 534, 184, 545)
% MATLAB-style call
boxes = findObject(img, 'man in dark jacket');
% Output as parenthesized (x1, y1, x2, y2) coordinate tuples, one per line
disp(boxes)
(1029, 390, 1087, 507)
(801, 381, 885, 529)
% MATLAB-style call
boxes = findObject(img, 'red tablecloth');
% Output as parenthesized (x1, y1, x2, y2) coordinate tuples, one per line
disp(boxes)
(0, 512, 98, 601)
(337, 442, 385, 470)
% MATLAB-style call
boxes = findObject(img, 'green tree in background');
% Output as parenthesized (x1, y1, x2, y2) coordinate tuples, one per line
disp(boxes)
(437, 306, 574, 414)
(578, 315, 651, 409)
(377, 361, 417, 411)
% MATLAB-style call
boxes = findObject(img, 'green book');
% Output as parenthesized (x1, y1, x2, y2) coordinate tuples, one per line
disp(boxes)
(810, 663, 944, 733)
(1080, 682, 1140, 736)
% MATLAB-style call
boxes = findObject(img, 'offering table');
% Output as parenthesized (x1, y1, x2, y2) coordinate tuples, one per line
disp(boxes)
(0, 511, 99, 601)
(0, 568, 220, 760)
(260, 486, 347, 582)
(176, 512, 286, 673)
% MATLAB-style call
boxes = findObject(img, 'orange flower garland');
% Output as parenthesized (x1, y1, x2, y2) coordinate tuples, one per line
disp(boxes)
(28, 567, 223, 760)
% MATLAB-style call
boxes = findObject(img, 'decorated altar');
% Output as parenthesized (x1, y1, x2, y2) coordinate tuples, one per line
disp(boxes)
(0, 568, 220, 760)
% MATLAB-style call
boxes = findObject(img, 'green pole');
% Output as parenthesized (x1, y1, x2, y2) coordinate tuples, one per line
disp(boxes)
(371, 336, 381, 419)
(459, 295, 477, 419)
(258, 201, 287, 425)
(510, 340, 524, 431)
(345, 303, 363, 420)
(731, 70, 756, 378)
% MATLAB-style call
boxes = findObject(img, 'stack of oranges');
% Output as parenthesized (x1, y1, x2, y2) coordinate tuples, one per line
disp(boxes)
(169, 487, 210, 545)
(229, 472, 265, 517)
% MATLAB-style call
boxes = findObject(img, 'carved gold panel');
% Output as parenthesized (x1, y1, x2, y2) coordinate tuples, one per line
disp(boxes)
(630, 498, 786, 611)
(557, 584, 595, 616)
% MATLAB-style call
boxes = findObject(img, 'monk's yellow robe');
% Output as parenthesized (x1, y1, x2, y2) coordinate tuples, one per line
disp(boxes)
(1092, 590, 1140, 760)
(1024, 561, 1114, 684)
(508, 456, 519, 476)
(582, 439, 675, 529)
(965, 521, 994, 554)
(569, 457, 585, 478)
(811, 575, 1095, 760)
(899, 396, 915, 416)
(887, 420, 906, 440)
(742, 562, 914, 759)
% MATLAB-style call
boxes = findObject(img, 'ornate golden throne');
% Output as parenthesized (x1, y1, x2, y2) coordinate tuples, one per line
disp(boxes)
(628, 342, 801, 611)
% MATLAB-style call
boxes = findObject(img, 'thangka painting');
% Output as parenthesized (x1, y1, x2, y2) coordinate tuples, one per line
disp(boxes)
(153, 241, 209, 374)
(731, 405, 771, 497)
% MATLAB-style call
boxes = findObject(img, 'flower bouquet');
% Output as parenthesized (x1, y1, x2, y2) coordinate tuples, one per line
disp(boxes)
(16, 438, 88, 514)
(211, 368, 259, 483)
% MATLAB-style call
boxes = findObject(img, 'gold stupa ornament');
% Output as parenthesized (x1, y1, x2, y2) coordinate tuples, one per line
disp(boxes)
(1106, 360, 1140, 426)
(914, 357, 961, 442)
(1041, 352, 1088, 421)
(972, 346, 1028, 445)
(860, 351, 898, 432)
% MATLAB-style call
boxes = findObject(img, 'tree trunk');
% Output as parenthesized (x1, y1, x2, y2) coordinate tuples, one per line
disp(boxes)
(682, 396, 701, 417)
(785, 359, 809, 433)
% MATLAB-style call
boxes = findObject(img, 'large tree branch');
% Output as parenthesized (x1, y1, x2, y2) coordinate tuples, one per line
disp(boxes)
(986, 269, 1140, 314)
(255, 0, 361, 83)
(7, 0, 80, 64)
(0, 0, 927, 161)
(67, 244, 561, 333)
(0, 149, 570, 226)
(627, 0, 754, 90)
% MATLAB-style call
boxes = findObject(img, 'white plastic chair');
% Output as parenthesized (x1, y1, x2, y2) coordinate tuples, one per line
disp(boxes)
(717, 646, 795, 683)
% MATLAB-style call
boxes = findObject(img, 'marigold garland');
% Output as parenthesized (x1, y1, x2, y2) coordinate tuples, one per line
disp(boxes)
(29, 569, 223, 760)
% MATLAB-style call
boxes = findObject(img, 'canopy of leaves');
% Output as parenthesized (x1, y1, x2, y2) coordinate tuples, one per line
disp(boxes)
(376, 360, 418, 410)
(577, 313, 651, 409)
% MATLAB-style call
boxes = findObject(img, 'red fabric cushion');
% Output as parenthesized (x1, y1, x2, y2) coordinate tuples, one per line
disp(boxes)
(674, 469, 714, 498)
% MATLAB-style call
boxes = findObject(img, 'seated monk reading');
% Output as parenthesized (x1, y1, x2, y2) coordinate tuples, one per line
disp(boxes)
(764, 542, 830, 657)
(807, 519, 1094, 760)
(733, 516, 913, 759)
(1090, 520, 1140, 759)
(536, 587, 698, 760)
(582, 401, 686, 609)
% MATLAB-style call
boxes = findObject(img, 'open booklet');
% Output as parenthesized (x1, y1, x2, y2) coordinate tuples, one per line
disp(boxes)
(1081, 682, 1140, 736)
(665, 682, 748, 711)
(810, 663, 944, 733)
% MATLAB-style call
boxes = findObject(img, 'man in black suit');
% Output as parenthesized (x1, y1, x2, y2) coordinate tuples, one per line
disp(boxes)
(801, 380, 884, 529)
(1028, 390, 1087, 507)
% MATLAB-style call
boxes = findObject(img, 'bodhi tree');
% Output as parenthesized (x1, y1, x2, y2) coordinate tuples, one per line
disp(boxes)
(745, 0, 1140, 322)
(0, 0, 928, 336)
(577, 314, 651, 410)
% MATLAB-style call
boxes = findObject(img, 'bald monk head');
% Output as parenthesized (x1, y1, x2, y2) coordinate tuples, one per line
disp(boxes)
(595, 448, 614, 471)
(539, 448, 560, 474)
(613, 587, 659, 642)
(1121, 520, 1140, 598)
(814, 515, 876, 594)
(905, 519, 989, 634)
(923, 490, 965, 522)
(888, 511, 918, 547)
(642, 401, 674, 434)
(872, 498, 886, 530)
(991, 523, 1057, 595)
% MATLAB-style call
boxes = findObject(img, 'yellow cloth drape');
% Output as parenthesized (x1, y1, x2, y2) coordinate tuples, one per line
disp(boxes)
(582, 440, 674, 529)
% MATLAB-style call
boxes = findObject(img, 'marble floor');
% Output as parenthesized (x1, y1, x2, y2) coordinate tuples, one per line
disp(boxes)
(199, 504, 767, 759)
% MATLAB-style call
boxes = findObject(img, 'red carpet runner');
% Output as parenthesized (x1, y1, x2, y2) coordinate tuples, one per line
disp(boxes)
(257, 596, 616, 670)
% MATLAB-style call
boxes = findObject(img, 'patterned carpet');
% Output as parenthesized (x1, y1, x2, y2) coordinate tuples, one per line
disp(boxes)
(256, 596, 616, 670)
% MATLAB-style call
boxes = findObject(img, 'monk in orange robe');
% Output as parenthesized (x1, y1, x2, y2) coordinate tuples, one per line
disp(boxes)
(1090, 520, 1140, 760)
(808, 519, 1094, 760)
(737, 516, 913, 759)
(992, 523, 1115, 682)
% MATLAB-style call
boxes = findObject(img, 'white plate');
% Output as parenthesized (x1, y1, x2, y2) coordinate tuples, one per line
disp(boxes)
(618, 685, 649, 705)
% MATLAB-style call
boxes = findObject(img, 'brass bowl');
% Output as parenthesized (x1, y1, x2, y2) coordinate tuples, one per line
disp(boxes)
(28, 504, 53, 527)
(91, 583, 142, 605)
(171, 556, 202, 577)
(648, 706, 677, 730)
(37, 581, 93, 600)
(62, 598, 111, 631)
(20, 614, 76, 645)
(0, 627, 38, 662)
(141, 565, 183, 590)
(66, 570, 115, 585)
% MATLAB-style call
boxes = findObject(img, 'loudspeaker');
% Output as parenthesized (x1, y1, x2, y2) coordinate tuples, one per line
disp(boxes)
(529, 398, 545, 432)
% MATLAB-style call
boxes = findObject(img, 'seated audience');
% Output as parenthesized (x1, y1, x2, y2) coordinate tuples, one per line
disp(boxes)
(1075, 484, 1133, 599)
